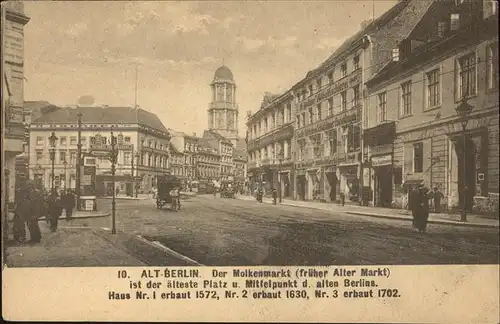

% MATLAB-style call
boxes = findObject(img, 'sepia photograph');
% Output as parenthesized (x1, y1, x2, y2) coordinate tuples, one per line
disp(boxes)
(2, 0, 499, 271)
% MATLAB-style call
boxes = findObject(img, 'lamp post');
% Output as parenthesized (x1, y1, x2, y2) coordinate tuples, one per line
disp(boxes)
(110, 128, 118, 234)
(278, 152, 284, 203)
(455, 98, 473, 222)
(63, 159, 68, 190)
(134, 151, 140, 197)
(76, 112, 83, 210)
(48, 131, 58, 196)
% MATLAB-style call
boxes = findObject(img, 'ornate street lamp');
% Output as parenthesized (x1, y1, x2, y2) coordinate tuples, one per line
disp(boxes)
(109, 129, 118, 234)
(48, 131, 58, 196)
(134, 151, 140, 197)
(455, 98, 473, 222)
(63, 158, 68, 190)
(278, 151, 284, 203)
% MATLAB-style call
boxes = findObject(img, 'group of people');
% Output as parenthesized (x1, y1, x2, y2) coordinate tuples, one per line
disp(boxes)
(12, 182, 76, 244)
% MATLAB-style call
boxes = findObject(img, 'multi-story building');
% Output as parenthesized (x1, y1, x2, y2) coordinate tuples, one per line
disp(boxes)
(232, 148, 247, 188)
(195, 137, 221, 181)
(2, 1, 30, 211)
(169, 129, 199, 187)
(29, 105, 171, 195)
(202, 130, 234, 181)
(246, 92, 295, 197)
(291, 0, 434, 203)
(364, 0, 498, 213)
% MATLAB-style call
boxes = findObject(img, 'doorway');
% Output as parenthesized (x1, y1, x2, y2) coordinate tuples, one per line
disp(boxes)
(374, 166, 393, 208)
(326, 172, 337, 202)
(297, 175, 306, 201)
(454, 134, 479, 211)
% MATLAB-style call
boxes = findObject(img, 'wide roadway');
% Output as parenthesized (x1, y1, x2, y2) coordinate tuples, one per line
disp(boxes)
(67, 194, 499, 266)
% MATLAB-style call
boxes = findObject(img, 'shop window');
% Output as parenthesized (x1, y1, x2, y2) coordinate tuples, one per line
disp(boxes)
(413, 142, 424, 173)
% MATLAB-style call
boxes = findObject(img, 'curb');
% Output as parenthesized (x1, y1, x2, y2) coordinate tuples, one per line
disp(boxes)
(37, 213, 110, 221)
(94, 228, 202, 266)
(235, 196, 499, 229)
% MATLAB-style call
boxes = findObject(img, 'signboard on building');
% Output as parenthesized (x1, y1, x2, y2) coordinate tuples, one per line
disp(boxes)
(371, 155, 392, 167)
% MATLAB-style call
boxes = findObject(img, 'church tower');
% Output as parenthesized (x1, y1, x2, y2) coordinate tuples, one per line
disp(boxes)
(208, 65, 239, 144)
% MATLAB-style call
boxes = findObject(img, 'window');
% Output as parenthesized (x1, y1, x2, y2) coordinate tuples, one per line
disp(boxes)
(400, 81, 412, 116)
(59, 151, 66, 163)
(70, 152, 76, 165)
(36, 151, 43, 162)
(297, 115, 301, 128)
(81, 137, 87, 145)
(426, 69, 440, 108)
(353, 55, 360, 70)
(392, 48, 399, 62)
(458, 53, 476, 98)
(286, 103, 292, 122)
(340, 62, 347, 77)
(316, 104, 322, 121)
(102, 137, 107, 145)
(60, 136, 67, 145)
(36, 136, 43, 145)
(351, 124, 361, 151)
(124, 152, 131, 165)
(328, 71, 334, 84)
(90, 137, 96, 145)
(487, 44, 498, 89)
(264, 119, 268, 132)
(308, 108, 313, 124)
(378, 92, 387, 122)
(298, 140, 306, 161)
(311, 134, 322, 159)
(352, 85, 360, 108)
(450, 13, 460, 31)
(342, 126, 349, 154)
(301, 112, 306, 127)
(329, 129, 337, 156)
(308, 84, 314, 96)
(327, 98, 334, 116)
(316, 78, 322, 91)
(413, 142, 423, 173)
(340, 91, 347, 111)
(70, 136, 77, 145)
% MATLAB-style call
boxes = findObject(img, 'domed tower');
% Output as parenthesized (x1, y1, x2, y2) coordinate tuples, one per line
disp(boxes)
(208, 65, 239, 144)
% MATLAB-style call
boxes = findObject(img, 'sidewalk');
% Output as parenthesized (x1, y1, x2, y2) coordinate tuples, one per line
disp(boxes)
(5, 222, 146, 267)
(100, 194, 150, 200)
(236, 195, 499, 229)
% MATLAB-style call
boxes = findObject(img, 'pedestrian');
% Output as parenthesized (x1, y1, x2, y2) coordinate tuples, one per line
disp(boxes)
(272, 188, 277, 205)
(13, 187, 28, 244)
(63, 190, 75, 220)
(432, 186, 444, 213)
(409, 185, 422, 230)
(28, 186, 44, 243)
(339, 191, 345, 206)
(415, 185, 431, 233)
(47, 193, 63, 232)
(175, 187, 181, 211)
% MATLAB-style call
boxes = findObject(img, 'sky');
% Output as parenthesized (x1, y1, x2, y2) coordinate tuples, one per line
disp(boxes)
(24, 0, 397, 137)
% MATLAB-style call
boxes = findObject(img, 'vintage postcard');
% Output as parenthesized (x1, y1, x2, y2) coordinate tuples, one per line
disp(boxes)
(2, 0, 499, 322)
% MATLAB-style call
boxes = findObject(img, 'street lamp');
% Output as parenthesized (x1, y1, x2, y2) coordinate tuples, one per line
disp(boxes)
(63, 158, 68, 190)
(455, 98, 473, 222)
(134, 151, 140, 197)
(110, 128, 118, 234)
(48, 131, 58, 196)
(278, 151, 284, 203)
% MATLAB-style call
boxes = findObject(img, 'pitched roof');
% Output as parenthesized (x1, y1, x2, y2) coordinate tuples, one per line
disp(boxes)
(197, 138, 219, 155)
(234, 137, 247, 152)
(24, 101, 61, 121)
(202, 130, 232, 145)
(32, 106, 168, 133)
(233, 147, 247, 161)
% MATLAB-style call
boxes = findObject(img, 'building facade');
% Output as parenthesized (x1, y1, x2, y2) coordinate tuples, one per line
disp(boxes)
(208, 65, 239, 146)
(2, 1, 30, 211)
(365, 0, 498, 214)
(282, 0, 435, 203)
(169, 129, 199, 188)
(29, 106, 171, 196)
(195, 138, 221, 181)
(246, 92, 295, 197)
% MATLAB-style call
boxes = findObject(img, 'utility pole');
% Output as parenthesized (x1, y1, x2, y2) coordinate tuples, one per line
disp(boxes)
(76, 112, 83, 210)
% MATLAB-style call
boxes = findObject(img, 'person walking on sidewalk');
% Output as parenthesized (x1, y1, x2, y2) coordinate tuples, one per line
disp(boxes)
(409, 185, 421, 230)
(47, 193, 63, 232)
(415, 185, 431, 233)
(432, 186, 444, 213)
(272, 188, 277, 205)
(339, 191, 345, 206)
(13, 187, 28, 244)
(62, 190, 75, 220)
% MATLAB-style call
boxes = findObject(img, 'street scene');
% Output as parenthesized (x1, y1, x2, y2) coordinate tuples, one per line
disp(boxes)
(2, 0, 499, 268)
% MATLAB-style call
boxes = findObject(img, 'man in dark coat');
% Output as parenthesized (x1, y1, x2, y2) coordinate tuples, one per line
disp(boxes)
(409, 185, 422, 230)
(28, 187, 45, 243)
(416, 186, 431, 233)
(272, 188, 277, 205)
(47, 193, 63, 232)
(63, 190, 75, 219)
(432, 186, 444, 213)
(13, 187, 28, 244)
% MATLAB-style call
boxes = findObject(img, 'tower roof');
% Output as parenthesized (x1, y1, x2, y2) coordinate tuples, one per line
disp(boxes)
(213, 65, 234, 81)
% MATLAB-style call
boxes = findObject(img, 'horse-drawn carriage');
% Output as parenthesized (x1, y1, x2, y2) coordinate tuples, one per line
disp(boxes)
(220, 180, 235, 198)
(156, 174, 182, 210)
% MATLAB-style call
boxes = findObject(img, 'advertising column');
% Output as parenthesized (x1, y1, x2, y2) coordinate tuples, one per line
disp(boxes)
(80, 156, 97, 211)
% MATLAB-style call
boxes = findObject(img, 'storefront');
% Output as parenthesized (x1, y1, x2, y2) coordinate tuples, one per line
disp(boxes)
(371, 154, 393, 207)
(337, 151, 361, 202)
(323, 165, 338, 202)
